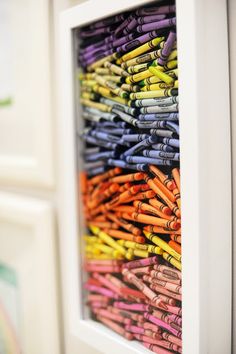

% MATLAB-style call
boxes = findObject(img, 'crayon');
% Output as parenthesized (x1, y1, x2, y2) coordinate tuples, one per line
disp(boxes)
(162, 331, 182, 347)
(169, 240, 181, 254)
(122, 134, 150, 143)
(154, 264, 182, 281)
(114, 301, 151, 312)
(112, 109, 139, 126)
(121, 37, 164, 63)
(108, 307, 144, 322)
(162, 137, 180, 148)
(142, 342, 175, 354)
(121, 50, 161, 69)
(135, 334, 179, 352)
(144, 313, 181, 338)
(94, 308, 132, 325)
(170, 234, 181, 243)
(106, 213, 142, 236)
(149, 66, 175, 85)
(136, 14, 167, 24)
(122, 268, 165, 306)
(131, 212, 179, 230)
(136, 5, 176, 16)
(130, 88, 178, 100)
(121, 83, 141, 92)
(149, 165, 176, 190)
(144, 231, 181, 261)
(150, 270, 181, 285)
(100, 97, 137, 115)
(142, 150, 180, 161)
(133, 201, 172, 220)
(126, 70, 153, 84)
(97, 315, 134, 340)
(84, 283, 119, 299)
(126, 156, 172, 166)
(158, 31, 177, 66)
(122, 135, 158, 157)
(87, 52, 119, 72)
(90, 225, 126, 256)
(120, 287, 147, 301)
(162, 252, 182, 271)
(81, 98, 112, 112)
(144, 278, 182, 301)
(104, 61, 129, 77)
(136, 17, 176, 34)
(141, 83, 178, 93)
(103, 228, 145, 243)
(127, 63, 150, 74)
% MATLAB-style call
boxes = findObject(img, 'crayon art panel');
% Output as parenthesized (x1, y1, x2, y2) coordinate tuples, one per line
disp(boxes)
(76, 1, 182, 353)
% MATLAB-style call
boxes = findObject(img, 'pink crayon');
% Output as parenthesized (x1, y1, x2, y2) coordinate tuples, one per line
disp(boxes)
(130, 266, 152, 275)
(93, 273, 122, 295)
(144, 278, 182, 301)
(142, 342, 173, 354)
(134, 334, 179, 351)
(114, 301, 151, 312)
(94, 308, 132, 325)
(154, 302, 182, 316)
(85, 259, 124, 266)
(162, 331, 182, 347)
(150, 270, 181, 285)
(168, 314, 182, 327)
(85, 265, 121, 273)
(108, 306, 144, 322)
(122, 255, 159, 270)
(152, 309, 182, 332)
(84, 284, 119, 299)
(87, 294, 109, 302)
(89, 301, 108, 308)
(143, 321, 162, 333)
(154, 264, 181, 281)
(97, 315, 134, 340)
(144, 313, 182, 338)
(122, 268, 164, 307)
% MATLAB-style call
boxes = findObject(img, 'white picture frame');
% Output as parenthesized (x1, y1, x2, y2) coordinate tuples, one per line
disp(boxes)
(58, 0, 232, 353)
(0, 0, 54, 188)
(0, 192, 60, 354)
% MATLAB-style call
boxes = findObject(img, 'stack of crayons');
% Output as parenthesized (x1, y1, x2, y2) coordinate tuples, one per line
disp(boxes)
(77, 1, 182, 353)
(77, 1, 179, 176)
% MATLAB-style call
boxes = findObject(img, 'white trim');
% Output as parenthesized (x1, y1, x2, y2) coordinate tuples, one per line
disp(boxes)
(0, 192, 60, 354)
(58, 0, 232, 353)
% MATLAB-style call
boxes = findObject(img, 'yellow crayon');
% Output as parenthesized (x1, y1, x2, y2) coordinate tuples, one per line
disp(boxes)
(81, 80, 97, 87)
(167, 49, 177, 61)
(152, 59, 177, 71)
(117, 239, 148, 250)
(127, 63, 150, 74)
(84, 235, 102, 244)
(102, 75, 124, 83)
(162, 252, 182, 271)
(93, 84, 113, 97)
(81, 92, 98, 100)
(88, 52, 119, 72)
(126, 69, 153, 84)
(142, 80, 178, 91)
(144, 231, 181, 262)
(146, 245, 164, 255)
(80, 98, 112, 112)
(95, 67, 110, 75)
(121, 83, 140, 93)
(121, 37, 164, 63)
(90, 225, 126, 256)
(121, 50, 160, 69)
(95, 75, 128, 98)
(101, 92, 129, 105)
(130, 88, 178, 100)
(79, 73, 95, 80)
(128, 248, 149, 258)
(85, 245, 101, 255)
(104, 61, 129, 77)
(149, 66, 175, 85)
(94, 243, 123, 259)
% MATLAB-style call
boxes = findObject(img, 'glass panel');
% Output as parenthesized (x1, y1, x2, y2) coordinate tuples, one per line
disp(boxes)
(75, 1, 181, 352)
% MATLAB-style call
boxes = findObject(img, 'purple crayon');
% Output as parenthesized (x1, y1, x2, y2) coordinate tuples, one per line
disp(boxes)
(158, 31, 177, 66)
(136, 5, 176, 16)
(136, 17, 176, 34)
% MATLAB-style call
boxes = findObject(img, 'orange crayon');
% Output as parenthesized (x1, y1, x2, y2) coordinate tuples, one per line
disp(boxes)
(107, 213, 142, 236)
(133, 201, 173, 221)
(149, 198, 172, 216)
(149, 165, 176, 190)
(168, 240, 181, 254)
(170, 234, 181, 243)
(103, 228, 145, 243)
(89, 167, 121, 185)
(131, 212, 180, 230)
(109, 172, 145, 183)
(145, 225, 181, 234)
(172, 168, 180, 191)
(112, 205, 136, 213)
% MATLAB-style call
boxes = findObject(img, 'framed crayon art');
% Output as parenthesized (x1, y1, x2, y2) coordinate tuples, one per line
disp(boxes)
(0, 193, 60, 354)
(58, 0, 232, 353)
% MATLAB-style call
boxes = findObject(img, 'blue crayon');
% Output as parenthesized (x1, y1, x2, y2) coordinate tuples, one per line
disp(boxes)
(85, 151, 117, 161)
(122, 135, 158, 158)
(107, 159, 148, 171)
(140, 104, 179, 114)
(83, 135, 118, 150)
(87, 166, 106, 176)
(84, 147, 100, 155)
(142, 149, 180, 161)
(85, 107, 119, 122)
(122, 134, 149, 143)
(84, 160, 105, 169)
(136, 121, 172, 129)
(90, 131, 129, 146)
(82, 112, 101, 122)
(95, 121, 129, 128)
(166, 121, 179, 135)
(125, 156, 172, 166)
(150, 129, 177, 138)
(112, 109, 139, 127)
(152, 143, 175, 152)
(96, 128, 132, 136)
(162, 137, 180, 148)
(138, 113, 179, 121)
